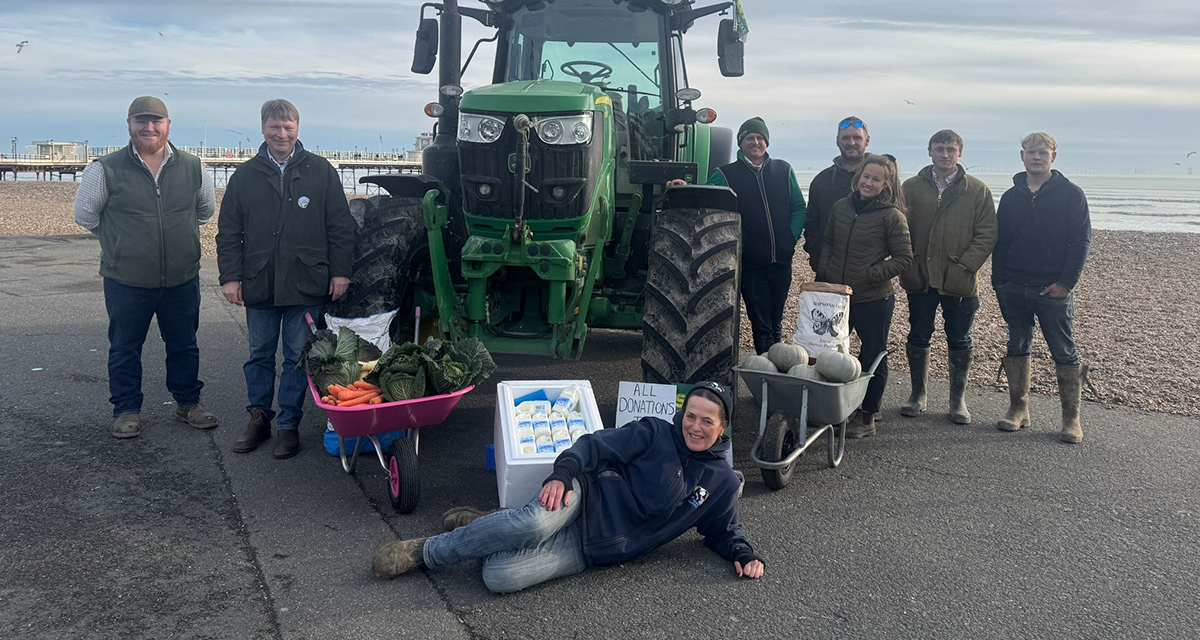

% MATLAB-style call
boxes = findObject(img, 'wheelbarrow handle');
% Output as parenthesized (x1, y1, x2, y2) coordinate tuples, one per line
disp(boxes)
(304, 312, 318, 335)
(864, 347, 895, 377)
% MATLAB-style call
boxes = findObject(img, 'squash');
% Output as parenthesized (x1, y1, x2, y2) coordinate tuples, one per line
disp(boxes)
(816, 349, 862, 383)
(739, 354, 778, 373)
(766, 343, 809, 372)
(787, 363, 824, 382)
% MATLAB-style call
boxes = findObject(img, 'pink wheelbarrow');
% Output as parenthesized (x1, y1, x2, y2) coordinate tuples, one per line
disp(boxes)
(308, 379, 474, 513)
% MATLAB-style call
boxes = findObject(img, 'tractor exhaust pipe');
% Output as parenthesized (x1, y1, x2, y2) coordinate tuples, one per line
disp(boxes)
(423, 0, 462, 193)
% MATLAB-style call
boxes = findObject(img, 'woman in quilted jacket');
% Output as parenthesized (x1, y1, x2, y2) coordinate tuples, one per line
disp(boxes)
(816, 154, 914, 439)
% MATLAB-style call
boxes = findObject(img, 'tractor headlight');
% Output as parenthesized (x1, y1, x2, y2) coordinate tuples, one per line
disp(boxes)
(458, 113, 506, 144)
(534, 113, 593, 145)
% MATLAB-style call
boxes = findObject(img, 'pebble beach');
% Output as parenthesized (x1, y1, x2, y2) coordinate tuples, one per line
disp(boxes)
(4, 180, 1198, 417)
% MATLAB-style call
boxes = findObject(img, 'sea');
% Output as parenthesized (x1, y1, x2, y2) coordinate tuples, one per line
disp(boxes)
(796, 171, 1200, 234)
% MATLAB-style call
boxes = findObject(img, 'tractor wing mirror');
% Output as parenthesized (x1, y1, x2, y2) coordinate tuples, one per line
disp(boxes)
(717, 18, 744, 78)
(412, 18, 439, 75)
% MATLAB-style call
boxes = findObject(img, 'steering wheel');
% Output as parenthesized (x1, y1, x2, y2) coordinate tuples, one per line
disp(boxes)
(560, 60, 614, 85)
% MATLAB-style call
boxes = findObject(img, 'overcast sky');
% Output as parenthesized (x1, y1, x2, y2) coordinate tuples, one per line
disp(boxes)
(2, 0, 1198, 174)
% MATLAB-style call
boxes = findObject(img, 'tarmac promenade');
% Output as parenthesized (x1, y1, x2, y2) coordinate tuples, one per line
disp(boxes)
(2, 235, 1197, 639)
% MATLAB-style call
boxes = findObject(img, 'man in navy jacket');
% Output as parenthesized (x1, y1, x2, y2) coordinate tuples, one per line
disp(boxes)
(993, 132, 1091, 444)
(372, 382, 765, 593)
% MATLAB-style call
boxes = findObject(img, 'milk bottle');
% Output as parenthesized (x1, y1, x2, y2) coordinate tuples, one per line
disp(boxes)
(552, 385, 582, 417)
(567, 411, 588, 443)
(515, 411, 536, 455)
(550, 413, 572, 452)
(533, 412, 555, 454)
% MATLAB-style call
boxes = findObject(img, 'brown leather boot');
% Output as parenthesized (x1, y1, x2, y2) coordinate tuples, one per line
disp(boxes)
(997, 356, 1031, 431)
(947, 349, 972, 425)
(845, 409, 877, 439)
(900, 344, 930, 417)
(231, 409, 271, 453)
(1056, 363, 1084, 444)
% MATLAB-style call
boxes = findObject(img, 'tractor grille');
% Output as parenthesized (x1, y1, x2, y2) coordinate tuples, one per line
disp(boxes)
(459, 113, 603, 221)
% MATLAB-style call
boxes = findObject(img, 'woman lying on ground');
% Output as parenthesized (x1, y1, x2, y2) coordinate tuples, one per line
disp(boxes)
(816, 153, 914, 439)
(372, 382, 765, 593)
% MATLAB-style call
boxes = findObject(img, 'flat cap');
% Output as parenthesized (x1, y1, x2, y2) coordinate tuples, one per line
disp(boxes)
(128, 96, 169, 119)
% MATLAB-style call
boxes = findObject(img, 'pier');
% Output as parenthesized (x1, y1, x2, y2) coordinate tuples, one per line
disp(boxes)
(0, 144, 424, 194)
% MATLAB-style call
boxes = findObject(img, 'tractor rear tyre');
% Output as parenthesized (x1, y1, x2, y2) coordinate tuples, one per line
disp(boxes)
(326, 196, 426, 319)
(641, 207, 741, 389)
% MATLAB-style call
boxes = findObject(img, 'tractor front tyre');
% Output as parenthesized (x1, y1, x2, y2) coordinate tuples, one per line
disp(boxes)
(641, 207, 741, 389)
(326, 196, 426, 320)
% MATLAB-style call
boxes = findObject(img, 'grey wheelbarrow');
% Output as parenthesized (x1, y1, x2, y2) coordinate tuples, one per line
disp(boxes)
(733, 349, 890, 490)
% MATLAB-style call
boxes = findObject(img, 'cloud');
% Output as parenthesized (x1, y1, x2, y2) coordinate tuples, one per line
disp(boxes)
(1, 0, 1198, 171)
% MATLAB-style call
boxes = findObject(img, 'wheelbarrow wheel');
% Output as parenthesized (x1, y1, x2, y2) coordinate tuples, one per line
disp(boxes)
(827, 419, 846, 468)
(760, 412, 799, 490)
(386, 436, 420, 514)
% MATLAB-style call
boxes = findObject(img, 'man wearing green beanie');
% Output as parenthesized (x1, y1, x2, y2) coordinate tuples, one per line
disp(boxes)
(707, 117, 807, 355)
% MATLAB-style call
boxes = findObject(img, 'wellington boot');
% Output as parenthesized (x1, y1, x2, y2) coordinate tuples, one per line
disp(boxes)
(1056, 363, 1084, 444)
(948, 349, 972, 425)
(373, 537, 428, 579)
(997, 356, 1031, 432)
(441, 506, 496, 531)
(900, 345, 930, 418)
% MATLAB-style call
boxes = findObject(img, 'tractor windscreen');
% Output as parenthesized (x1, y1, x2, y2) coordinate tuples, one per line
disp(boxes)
(502, 0, 666, 114)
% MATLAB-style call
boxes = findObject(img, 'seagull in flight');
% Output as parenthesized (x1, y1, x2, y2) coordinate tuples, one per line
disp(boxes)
(16, 40, 29, 53)
(904, 99, 915, 105)
(158, 32, 164, 37)
(1188, 151, 1197, 158)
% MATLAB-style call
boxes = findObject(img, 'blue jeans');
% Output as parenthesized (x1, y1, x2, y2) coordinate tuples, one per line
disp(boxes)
(994, 283, 1079, 365)
(906, 289, 981, 351)
(424, 479, 587, 594)
(244, 305, 318, 430)
(104, 277, 203, 417)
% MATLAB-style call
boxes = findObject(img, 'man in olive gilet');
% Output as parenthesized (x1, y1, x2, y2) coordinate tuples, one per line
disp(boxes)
(73, 96, 219, 439)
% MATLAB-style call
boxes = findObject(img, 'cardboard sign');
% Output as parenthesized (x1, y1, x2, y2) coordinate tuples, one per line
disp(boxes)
(614, 382, 680, 427)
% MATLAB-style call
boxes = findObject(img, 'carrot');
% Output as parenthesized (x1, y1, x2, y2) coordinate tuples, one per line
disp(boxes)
(368, 396, 383, 405)
(353, 381, 380, 391)
(328, 384, 348, 396)
(340, 392, 380, 407)
(321, 395, 339, 406)
(338, 388, 374, 401)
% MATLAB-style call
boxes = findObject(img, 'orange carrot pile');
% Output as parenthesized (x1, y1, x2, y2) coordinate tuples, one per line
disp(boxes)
(320, 381, 383, 407)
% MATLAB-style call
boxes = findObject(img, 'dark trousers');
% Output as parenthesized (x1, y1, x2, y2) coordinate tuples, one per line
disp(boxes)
(906, 288, 981, 351)
(848, 296, 895, 413)
(103, 276, 203, 417)
(741, 262, 793, 355)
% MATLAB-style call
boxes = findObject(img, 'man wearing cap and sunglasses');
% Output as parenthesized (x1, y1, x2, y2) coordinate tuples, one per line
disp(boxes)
(706, 117, 807, 356)
(804, 117, 872, 274)
(372, 382, 765, 593)
(74, 96, 219, 439)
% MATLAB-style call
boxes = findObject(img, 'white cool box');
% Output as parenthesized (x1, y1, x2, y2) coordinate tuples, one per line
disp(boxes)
(494, 380, 606, 508)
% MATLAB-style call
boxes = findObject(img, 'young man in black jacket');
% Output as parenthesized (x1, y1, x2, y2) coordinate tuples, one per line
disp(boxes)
(993, 132, 1092, 443)
(372, 383, 765, 593)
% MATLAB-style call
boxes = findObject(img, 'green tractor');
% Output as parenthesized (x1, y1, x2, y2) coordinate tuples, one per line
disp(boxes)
(331, 0, 747, 387)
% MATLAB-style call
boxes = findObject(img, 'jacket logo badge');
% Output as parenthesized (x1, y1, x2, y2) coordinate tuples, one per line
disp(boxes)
(687, 485, 709, 508)
(297, 196, 310, 209)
